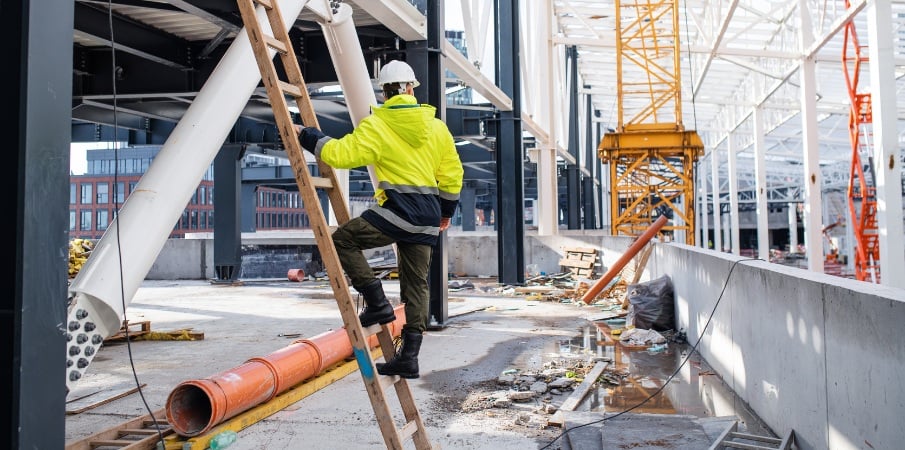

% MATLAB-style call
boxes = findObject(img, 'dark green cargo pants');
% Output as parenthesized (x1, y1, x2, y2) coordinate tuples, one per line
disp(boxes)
(331, 217, 433, 333)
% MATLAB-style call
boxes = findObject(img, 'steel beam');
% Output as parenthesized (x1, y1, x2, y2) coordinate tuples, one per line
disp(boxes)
(494, 0, 524, 284)
(5, 0, 72, 447)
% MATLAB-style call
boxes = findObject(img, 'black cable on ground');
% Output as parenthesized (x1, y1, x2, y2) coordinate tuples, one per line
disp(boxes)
(539, 257, 761, 450)
(107, 1, 165, 446)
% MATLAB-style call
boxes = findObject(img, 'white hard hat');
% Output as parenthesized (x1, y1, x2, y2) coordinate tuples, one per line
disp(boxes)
(377, 60, 420, 88)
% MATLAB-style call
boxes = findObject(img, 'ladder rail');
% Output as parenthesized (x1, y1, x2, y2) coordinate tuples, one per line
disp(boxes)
(235, 2, 433, 449)
(709, 420, 794, 450)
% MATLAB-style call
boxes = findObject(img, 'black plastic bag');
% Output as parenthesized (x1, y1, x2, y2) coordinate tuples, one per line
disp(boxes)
(625, 275, 675, 331)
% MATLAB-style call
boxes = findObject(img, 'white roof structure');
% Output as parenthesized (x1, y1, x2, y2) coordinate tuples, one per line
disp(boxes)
(71, 0, 905, 281)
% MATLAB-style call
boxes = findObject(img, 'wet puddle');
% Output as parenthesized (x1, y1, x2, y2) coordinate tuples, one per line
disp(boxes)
(544, 323, 771, 434)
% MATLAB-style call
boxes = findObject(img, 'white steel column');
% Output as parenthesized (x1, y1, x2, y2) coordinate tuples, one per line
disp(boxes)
(867, 0, 905, 287)
(535, 0, 558, 235)
(320, 4, 376, 222)
(722, 215, 730, 253)
(753, 104, 769, 261)
(690, 172, 707, 248)
(711, 150, 722, 252)
(798, 0, 824, 273)
(789, 203, 798, 252)
(727, 136, 740, 255)
(675, 197, 686, 244)
(845, 202, 856, 274)
(700, 160, 709, 248)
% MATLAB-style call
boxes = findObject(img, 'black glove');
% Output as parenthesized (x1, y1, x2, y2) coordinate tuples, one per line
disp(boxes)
(299, 127, 326, 152)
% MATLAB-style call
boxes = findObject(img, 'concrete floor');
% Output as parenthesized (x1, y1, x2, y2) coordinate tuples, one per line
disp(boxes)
(64, 279, 767, 449)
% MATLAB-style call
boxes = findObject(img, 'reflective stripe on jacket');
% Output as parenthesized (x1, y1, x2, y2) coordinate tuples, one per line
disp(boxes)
(317, 94, 464, 244)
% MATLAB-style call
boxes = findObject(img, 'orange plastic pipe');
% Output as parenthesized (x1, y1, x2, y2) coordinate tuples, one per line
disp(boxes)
(581, 215, 668, 304)
(165, 305, 405, 436)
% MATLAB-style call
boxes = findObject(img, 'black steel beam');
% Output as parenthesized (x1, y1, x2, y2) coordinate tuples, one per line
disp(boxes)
(74, 2, 193, 71)
(494, 0, 524, 285)
(583, 87, 598, 229)
(407, 0, 450, 329)
(3, 0, 73, 447)
(213, 144, 244, 282)
(566, 46, 581, 229)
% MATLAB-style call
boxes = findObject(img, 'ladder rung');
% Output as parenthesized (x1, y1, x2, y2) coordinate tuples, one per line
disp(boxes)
(277, 80, 302, 97)
(254, 0, 274, 9)
(362, 323, 383, 337)
(263, 34, 288, 54)
(142, 420, 167, 427)
(378, 374, 400, 391)
(723, 441, 779, 450)
(118, 428, 160, 435)
(310, 176, 333, 189)
(89, 439, 134, 447)
(729, 432, 781, 444)
(398, 419, 419, 441)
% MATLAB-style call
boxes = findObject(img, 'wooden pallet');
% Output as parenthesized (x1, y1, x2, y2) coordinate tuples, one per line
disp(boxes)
(559, 247, 599, 278)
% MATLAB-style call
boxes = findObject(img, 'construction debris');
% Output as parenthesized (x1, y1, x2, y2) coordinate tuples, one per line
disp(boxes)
(558, 247, 599, 278)
(68, 238, 94, 278)
(104, 320, 204, 343)
(66, 383, 146, 415)
(287, 268, 305, 282)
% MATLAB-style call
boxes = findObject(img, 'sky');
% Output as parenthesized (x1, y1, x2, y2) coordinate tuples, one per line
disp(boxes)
(70, 143, 93, 175)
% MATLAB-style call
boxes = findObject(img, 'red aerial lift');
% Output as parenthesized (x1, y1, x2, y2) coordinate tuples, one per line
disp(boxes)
(842, 0, 880, 283)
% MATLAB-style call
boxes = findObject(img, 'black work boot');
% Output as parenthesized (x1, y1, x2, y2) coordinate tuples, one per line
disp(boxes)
(376, 330, 422, 379)
(357, 279, 396, 327)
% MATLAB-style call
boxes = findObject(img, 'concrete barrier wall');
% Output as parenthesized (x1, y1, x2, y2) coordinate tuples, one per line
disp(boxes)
(650, 243, 905, 450)
(148, 238, 213, 279)
(147, 234, 905, 450)
(147, 232, 640, 280)
(447, 231, 636, 278)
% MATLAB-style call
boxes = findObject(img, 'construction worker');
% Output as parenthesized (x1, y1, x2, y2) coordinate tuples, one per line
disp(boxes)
(296, 60, 464, 379)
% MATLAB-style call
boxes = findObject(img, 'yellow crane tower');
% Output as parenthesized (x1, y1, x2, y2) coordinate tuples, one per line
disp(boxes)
(598, 0, 703, 242)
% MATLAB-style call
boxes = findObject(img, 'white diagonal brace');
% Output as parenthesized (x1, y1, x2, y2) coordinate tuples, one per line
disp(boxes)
(442, 40, 513, 111)
(353, 0, 426, 41)
(692, 0, 739, 95)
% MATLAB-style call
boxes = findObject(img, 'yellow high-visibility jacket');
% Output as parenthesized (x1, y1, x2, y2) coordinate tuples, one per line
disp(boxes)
(316, 94, 463, 245)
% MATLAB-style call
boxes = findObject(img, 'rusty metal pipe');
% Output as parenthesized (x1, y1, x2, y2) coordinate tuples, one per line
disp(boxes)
(581, 215, 668, 304)
(165, 305, 405, 437)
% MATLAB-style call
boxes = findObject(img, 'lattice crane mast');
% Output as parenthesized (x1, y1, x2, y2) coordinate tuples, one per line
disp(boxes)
(597, 0, 703, 242)
(841, 0, 880, 283)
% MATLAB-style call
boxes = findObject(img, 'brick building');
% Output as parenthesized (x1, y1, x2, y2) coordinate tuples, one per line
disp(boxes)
(69, 146, 310, 239)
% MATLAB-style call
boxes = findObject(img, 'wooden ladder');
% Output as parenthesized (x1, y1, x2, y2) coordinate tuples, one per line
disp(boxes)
(709, 420, 795, 450)
(235, 1, 434, 449)
(65, 408, 172, 450)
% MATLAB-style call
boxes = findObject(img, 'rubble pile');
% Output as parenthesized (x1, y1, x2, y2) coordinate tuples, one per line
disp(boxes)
(68, 239, 94, 278)
(452, 357, 629, 425)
